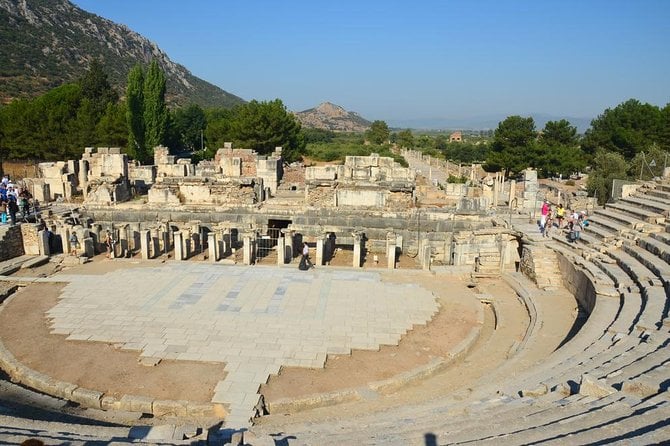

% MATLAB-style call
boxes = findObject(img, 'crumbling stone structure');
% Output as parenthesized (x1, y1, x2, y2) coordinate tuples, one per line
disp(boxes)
(305, 154, 415, 210)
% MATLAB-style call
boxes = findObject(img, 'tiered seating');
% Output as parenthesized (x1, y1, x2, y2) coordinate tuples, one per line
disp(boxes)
(6, 183, 670, 445)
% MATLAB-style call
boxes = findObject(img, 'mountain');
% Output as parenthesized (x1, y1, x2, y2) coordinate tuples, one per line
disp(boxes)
(295, 102, 372, 132)
(388, 113, 594, 133)
(0, 0, 244, 108)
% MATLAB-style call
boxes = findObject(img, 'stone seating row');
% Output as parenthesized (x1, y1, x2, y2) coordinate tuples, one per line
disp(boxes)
(267, 202, 670, 444)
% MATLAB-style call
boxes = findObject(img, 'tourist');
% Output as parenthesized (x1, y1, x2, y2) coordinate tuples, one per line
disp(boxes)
(69, 232, 79, 256)
(0, 199, 6, 224)
(540, 200, 549, 232)
(556, 203, 565, 228)
(7, 196, 18, 226)
(105, 230, 115, 258)
(299, 242, 313, 270)
(571, 218, 582, 242)
(543, 209, 553, 238)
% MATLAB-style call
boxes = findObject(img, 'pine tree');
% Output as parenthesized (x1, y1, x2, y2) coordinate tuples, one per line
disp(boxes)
(126, 64, 145, 161)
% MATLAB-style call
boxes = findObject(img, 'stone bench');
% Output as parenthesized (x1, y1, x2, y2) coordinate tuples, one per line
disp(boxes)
(590, 210, 640, 234)
(622, 195, 670, 215)
(607, 202, 665, 225)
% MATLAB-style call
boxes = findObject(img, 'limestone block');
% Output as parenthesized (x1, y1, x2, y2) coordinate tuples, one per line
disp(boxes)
(152, 399, 189, 417)
(71, 387, 103, 409)
(140, 230, 151, 260)
(119, 394, 154, 414)
(208, 232, 219, 262)
(621, 378, 658, 397)
(579, 373, 615, 398)
(101, 395, 120, 411)
(520, 383, 548, 397)
(174, 231, 186, 260)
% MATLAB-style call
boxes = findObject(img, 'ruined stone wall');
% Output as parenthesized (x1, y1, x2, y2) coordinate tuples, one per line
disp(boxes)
(148, 180, 256, 206)
(306, 186, 335, 207)
(128, 165, 156, 192)
(385, 191, 414, 210)
(215, 149, 257, 177)
(81, 148, 128, 180)
(20, 224, 40, 255)
(0, 226, 25, 261)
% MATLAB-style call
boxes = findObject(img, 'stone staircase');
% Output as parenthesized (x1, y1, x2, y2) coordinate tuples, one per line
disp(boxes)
(520, 242, 563, 290)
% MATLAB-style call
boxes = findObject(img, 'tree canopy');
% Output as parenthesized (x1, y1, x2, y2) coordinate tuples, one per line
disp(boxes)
(485, 116, 538, 175)
(582, 99, 664, 159)
(229, 99, 305, 162)
(366, 120, 390, 145)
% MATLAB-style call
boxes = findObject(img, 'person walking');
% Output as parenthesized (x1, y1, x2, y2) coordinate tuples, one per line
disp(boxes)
(556, 203, 565, 229)
(7, 196, 18, 226)
(69, 232, 79, 256)
(540, 200, 550, 233)
(299, 242, 314, 270)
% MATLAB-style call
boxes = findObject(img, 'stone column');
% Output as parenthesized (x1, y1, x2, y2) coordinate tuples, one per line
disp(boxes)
(277, 236, 285, 265)
(38, 230, 50, 256)
(78, 159, 88, 198)
(493, 173, 500, 207)
(315, 238, 325, 266)
(117, 224, 129, 258)
(243, 236, 254, 265)
(174, 231, 186, 260)
(386, 238, 396, 270)
(509, 180, 516, 208)
(284, 231, 294, 263)
(421, 240, 432, 271)
(60, 227, 71, 254)
(83, 237, 95, 258)
(221, 228, 231, 257)
(353, 233, 363, 268)
(208, 232, 219, 262)
(140, 230, 151, 260)
(162, 225, 171, 255)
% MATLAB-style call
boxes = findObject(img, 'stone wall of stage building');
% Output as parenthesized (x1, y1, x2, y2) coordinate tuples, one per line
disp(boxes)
(216, 148, 258, 177)
(148, 179, 257, 206)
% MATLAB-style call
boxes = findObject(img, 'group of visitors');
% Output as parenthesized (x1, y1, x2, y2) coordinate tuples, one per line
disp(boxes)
(539, 200, 590, 242)
(0, 175, 34, 226)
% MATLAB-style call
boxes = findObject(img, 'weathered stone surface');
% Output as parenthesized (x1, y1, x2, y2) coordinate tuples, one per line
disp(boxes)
(579, 373, 615, 398)
(520, 383, 548, 398)
(71, 387, 103, 409)
(100, 395, 120, 411)
(152, 399, 189, 417)
(119, 394, 154, 414)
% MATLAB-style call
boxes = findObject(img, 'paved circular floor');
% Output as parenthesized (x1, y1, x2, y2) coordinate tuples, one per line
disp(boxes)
(46, 262, 439, 426)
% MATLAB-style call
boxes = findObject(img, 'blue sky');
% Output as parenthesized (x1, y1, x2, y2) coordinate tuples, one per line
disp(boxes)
(73, 0, 670, 125)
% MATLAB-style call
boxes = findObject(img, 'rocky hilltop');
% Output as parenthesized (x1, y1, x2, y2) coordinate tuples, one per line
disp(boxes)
(0, 0, 244, 108)
(295, 102, 371, 132)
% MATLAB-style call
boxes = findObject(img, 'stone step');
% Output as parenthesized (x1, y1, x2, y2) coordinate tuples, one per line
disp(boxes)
(581, 224, 617, 242)
(541, 398, 670, 445)
(621, 242, 670, 284)
(444, 394, 629, 444)
(637, 236, 670, 266)
(502, 291, 621, 397)
(606, 201, 665, 225)
(621, 196, 670, 215)
(635, 189, 670, 206)
(590, 211, 638, 233)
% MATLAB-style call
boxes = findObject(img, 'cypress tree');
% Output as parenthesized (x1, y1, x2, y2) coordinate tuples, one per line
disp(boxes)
(143, 59, 168, 157)
(126, 64, 145, 161)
